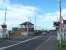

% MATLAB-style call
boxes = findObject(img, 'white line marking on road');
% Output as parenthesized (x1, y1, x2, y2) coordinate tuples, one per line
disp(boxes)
(6, 40, 21, 43)
(0, 36, 41, 50)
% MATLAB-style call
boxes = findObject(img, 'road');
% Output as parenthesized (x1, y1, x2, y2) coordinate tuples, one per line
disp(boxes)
(36, 35, 57, 50)
(0, 32, 57, 50)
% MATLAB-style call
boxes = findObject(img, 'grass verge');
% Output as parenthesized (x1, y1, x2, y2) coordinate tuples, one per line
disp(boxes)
(58, 41, 66, 50)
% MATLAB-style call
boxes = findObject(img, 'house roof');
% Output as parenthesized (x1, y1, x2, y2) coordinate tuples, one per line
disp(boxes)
(20, 22, 34, 25)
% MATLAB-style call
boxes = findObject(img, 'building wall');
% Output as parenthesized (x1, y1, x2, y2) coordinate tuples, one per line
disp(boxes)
(15, 31, 21, 36)
(12, 28, 18, 32)
(12, 23, 34, 36)
(21, 32, 34, 36)
(14, 28, 34, 36)
(21, 25, 34, 28)
(19, 28, 34, 32)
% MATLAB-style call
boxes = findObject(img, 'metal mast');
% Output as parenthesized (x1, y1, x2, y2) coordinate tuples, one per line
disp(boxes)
(1, 8, 7, 38)
(35, 16, 36, 30)
(27, 16, 29, 36)
(59, 0, 62, 45)
(4, 8, 7, 24)
(59, 0, 64, 46)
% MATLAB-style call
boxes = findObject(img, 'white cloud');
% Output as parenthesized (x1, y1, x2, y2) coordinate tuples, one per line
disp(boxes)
(0, 0, 66, 30)
(0, 0, 38, 30)
(37, 9, 66, 30)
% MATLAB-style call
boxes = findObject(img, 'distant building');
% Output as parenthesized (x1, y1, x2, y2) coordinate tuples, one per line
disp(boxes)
(20, 22, 34, 32)
(13, 22, 34, 36)
(12, 27, 18, 32)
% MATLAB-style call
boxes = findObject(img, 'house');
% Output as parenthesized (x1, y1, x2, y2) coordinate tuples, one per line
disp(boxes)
(20, 22, 34, 31)
(20, 22, 34, 36)
(12, 22, 34, 36)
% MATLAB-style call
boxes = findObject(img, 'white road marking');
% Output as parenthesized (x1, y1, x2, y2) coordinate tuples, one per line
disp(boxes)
(6, 40, 21, 43)
(0, 36, 41, 50)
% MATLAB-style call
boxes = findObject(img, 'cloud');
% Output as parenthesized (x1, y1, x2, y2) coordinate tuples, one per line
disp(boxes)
(0, 0, 66, 30)
(37, 9, 66, 30)
(0, 0, 38, 30)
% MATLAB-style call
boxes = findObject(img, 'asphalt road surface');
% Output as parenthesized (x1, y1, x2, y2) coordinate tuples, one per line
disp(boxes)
(0, 32, 57, 50)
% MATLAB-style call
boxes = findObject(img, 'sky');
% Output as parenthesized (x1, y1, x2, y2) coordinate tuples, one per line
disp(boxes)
(0, 0, 66, 30)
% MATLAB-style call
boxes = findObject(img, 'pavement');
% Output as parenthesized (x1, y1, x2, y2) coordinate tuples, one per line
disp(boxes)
(35, 35, 57, 50)
(0, 32, 57, 50)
